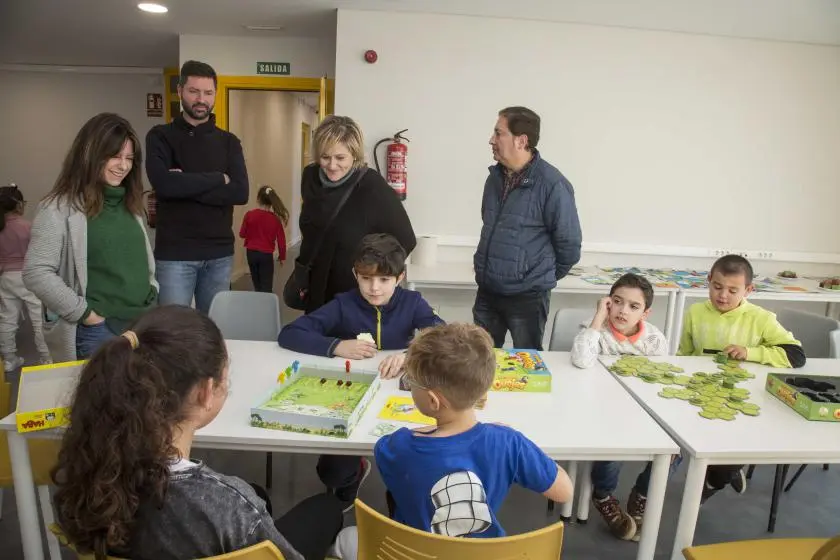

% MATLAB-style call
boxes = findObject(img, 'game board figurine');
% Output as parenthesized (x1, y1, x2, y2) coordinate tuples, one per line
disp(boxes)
(346, 381, 353, 388)
(357, 332, 375, 344)
(337, 380, 344, 387)
(292, 360, 300, 373)
(320, 378, 327, 385)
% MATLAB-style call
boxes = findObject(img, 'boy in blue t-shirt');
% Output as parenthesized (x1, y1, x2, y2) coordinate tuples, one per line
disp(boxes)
(278, 233, 443, 378)
(375, 323, 573, 537)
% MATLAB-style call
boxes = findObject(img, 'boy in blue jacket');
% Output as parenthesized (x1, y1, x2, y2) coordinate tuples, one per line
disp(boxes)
(278, 233, 444, 378)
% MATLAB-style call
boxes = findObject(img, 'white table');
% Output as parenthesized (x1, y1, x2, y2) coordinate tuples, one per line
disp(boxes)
(601, 355, 840, 559)
(670, 286, 840, 354)
(407, 262, 681, 345)
(3, 341, 677, 560)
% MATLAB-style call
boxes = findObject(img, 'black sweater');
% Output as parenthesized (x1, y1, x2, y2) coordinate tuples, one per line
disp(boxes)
(299, 164, 416, 312)
(145, 114, 249, 260)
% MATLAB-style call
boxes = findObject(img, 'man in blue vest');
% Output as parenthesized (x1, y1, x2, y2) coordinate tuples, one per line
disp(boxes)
(473, 106, 582, 350)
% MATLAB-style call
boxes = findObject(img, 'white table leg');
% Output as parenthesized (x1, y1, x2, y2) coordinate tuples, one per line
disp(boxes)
(670, 292, 687, 355)
(37, 485, 61, 560)
(9, 432, 44, 560)
(576, 461, 592, 523)
(670, 457, 708, 560)
(637, 454, 669, 560)
(560, 461, 578, 520)
(664, 291, 677, 350)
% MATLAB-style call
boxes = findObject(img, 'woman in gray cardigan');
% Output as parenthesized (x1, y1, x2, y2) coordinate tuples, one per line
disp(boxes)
(24, 113, 157, 362)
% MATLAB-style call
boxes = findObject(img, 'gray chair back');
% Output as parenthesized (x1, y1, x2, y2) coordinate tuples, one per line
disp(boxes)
(208, 290, 282, 341)
(548, 308, 595, 351)
(777, 308, 840, 359)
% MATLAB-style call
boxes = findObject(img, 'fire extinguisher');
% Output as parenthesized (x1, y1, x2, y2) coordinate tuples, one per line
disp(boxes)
(374, 129, 409, 201)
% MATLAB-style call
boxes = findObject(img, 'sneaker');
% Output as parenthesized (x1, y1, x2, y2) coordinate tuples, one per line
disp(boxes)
(700, 481, 719, 504)
(336, 458, 372, 513)
(3, 355, 24, 373)
(626, 488, 646, 542)
(592, 495, 636, 540)
(729, 467, 747, 494)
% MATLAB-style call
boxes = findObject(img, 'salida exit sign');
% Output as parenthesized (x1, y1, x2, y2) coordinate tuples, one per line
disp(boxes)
(256, 62, 291, 75)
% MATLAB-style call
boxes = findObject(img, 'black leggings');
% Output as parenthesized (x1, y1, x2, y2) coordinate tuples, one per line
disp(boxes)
(247, 249, 275, 293)
(251, 485, 344, 560)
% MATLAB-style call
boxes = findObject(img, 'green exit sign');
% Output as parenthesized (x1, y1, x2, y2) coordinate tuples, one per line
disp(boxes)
(256, 62, 291, 75)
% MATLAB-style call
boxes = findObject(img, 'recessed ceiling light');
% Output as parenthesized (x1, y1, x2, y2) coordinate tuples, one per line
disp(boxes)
(138, 3, 168, 14)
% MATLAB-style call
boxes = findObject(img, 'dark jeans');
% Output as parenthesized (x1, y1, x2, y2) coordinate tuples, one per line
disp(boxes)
(247, 249, 275, 293)
(473, 288, 551, 350)
(707, 465, 744, 489)
(592, 456, 683, 499)
(251, 485, 344, 560)
(316, 454, 362, 492)
(75, 321, 118, 360)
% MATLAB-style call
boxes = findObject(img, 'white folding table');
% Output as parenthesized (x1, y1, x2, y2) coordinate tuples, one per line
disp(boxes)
(601, 355, 840, 560)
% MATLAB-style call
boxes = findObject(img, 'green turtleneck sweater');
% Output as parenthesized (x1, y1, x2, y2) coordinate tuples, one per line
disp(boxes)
(86, 187, 156, 329)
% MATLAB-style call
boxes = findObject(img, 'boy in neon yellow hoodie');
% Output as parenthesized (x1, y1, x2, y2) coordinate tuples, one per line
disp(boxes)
(678, 254, 805, 501)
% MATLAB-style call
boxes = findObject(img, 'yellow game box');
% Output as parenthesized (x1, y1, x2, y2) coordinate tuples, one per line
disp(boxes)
(16, 361, 84, 433)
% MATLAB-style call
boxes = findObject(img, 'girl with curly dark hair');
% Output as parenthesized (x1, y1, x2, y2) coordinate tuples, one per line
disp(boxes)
(51, 305, 346, 560)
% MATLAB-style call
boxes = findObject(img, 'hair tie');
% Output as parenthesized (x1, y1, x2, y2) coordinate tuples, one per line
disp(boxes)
(265, 187, 272, 193)
(122, 330, 139, 350)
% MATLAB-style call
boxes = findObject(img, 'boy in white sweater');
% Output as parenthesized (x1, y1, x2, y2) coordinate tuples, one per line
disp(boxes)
(571, 273, 674, 542)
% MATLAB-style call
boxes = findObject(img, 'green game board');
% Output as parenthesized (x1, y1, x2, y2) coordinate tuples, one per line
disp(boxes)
(608, 354, 761, 421)
(260, 376, 372, 421)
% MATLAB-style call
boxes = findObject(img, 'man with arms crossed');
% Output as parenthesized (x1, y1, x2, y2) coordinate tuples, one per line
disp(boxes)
(146, 60, 249, 313)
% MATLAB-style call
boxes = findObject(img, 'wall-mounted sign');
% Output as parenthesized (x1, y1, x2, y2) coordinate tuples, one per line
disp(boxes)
(257, 62, 291, 75)
(146, 93, 163, 117)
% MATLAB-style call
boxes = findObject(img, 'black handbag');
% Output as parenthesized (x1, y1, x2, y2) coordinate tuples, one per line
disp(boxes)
(283, 170, 365, 310)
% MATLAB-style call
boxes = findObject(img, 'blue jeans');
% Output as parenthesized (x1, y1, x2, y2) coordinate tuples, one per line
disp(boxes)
(75, 321, 118, 360)
(592, 456, 683, 499)
(472, 288, 550, 350)
(156, 256, 233, 314)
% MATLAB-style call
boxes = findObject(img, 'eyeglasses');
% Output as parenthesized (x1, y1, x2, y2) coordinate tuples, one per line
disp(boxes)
(403, 376, 428, 391)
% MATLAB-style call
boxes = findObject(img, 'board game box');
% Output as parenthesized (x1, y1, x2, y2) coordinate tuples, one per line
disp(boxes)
(766, 373, 840, 422)
(492, 349, 551, 392)
(16, 361, 84, 433)
(250, 361, 381, 438)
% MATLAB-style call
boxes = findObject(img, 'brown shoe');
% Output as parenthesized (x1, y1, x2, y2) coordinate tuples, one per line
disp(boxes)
(627, 488, 647, 542)
(592, 495, 636, 540)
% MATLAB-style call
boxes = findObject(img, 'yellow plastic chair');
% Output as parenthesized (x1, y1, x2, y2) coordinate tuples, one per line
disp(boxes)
(0, 373, 63, 560)
(49, 524, 287, 559)
(683, 534, 840, 560)
(355, 498, 564, 559)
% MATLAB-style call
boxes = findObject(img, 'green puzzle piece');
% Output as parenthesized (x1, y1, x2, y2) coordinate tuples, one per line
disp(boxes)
(612, 355, 761, 421)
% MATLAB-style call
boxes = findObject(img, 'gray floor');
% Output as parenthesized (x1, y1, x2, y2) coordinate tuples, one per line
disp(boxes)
(3, 250, 839, 559)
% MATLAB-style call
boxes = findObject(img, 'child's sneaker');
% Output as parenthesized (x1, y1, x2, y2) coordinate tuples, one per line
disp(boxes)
(729, 467, 747, 494)
(592, 494, 636, 540)
(3, 355, 24, 372)
(336, 458, 372, 513)
(626, 488, 646, 542)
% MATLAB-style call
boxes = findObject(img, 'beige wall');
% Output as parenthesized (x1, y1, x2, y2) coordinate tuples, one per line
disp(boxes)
(0, 69, 165, 220)
(228, 89, 319, 281)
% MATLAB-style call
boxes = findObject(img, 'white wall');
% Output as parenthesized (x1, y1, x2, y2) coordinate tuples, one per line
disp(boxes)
(335, 9, 840, 257)
(0, 69, 165, 219)
(180, 35, 335, 77)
